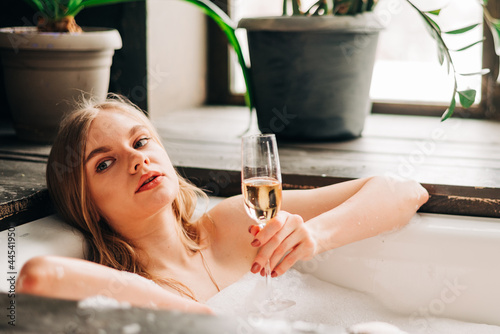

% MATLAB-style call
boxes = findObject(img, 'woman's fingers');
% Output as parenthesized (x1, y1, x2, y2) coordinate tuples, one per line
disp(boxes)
(269, 228, 316, 271)
(248, 224, 261, 237)
(252, 211, 289, 245)
(271, 238, 317, 277)
(249, 212, 294, 273)
(249, 211, 316, 276)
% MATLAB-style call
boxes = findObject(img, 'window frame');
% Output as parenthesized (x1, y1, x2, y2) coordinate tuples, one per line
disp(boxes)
(206, 0, 500, 120)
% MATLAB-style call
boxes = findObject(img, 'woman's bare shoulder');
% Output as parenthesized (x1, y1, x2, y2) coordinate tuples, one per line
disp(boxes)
(205, 195, 256, 253)
(208, 195, 254, 233)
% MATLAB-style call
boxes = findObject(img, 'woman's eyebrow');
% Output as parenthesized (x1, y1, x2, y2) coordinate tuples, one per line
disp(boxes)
(84, 125, 147, 165)
(85, 146, 111, 165)
(129, 125, 147, 137)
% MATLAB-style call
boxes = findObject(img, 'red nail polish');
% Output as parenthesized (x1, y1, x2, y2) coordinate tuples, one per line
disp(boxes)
(260, 268, 265, 276)
(248, 225, 253, 233)
(271, 271, 277, 278)
(251, 239, 261, 247)
(251, 263, 261, 273)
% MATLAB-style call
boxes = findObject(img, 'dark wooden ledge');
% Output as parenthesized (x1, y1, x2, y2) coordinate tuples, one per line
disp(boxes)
(177, 167, 500, 219)
(1, 107, 500, 230)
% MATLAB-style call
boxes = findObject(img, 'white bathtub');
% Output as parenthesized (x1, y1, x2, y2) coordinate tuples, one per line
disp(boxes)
(1, 197, 499, 328)
(294, 212, 500, 327)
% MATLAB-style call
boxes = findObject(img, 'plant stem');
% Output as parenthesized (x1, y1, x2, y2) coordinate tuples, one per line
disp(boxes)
(405, 0, 459, 117)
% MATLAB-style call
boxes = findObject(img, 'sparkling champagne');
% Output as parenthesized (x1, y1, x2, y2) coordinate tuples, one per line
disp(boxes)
(242, 177, 282, 224)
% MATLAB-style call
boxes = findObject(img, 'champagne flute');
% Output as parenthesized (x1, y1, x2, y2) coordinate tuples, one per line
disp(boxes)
(241, 133, 296, 312)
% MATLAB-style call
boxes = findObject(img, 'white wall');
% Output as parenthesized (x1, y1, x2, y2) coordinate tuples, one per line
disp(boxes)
(147, 0, 207, 118)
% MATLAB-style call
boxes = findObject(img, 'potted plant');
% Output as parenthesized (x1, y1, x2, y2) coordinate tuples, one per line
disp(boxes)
(0, 0, 137, 143)
(185, 0, 500, 140)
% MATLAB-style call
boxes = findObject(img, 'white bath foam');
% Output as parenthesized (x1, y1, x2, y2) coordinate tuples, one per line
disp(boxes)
(206, 269, 500, 334)
(78, 295, 131, 310)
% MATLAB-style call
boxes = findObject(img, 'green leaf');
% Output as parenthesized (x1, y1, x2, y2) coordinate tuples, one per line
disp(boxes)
(425, 15, 442, 33)
(437, 45, 445, 66)
(441, 96, 456, 121)
(67, 0, 83, 12)
(458, 89, 476, 108)
(444, 23, 481, 35)
(359, 0, 368, 13)
(349, 0, 359, 14)
(488, 21, 500, 55)
(50, 0, 60, 19)
(306, 0, 328, 16)
(425, 9, 441, 16)
(80, 0, 139, 8)
(292, 0, 301, 15)
(419, 15, 446, 66)
(182, 0, 254, 112)
(40, 0, 58, 20)
(366, 0, 375, 11)
(407, 2, 452, 71)
(458, 68, 490, 76)
(450, 38, 485, 52)
(61, 0, 141, 17)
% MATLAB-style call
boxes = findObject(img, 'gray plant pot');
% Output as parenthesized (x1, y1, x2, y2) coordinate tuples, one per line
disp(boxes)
(0, 27, 122, 143)
(239, 14, 384, 141)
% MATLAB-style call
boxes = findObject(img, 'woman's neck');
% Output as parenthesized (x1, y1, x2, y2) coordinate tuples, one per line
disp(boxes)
(123, 205, 197, 270)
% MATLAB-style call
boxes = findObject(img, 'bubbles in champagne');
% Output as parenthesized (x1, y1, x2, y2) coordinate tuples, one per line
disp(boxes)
(242, 177, 282, 224)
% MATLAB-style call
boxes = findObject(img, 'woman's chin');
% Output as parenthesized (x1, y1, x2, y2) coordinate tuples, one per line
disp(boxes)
(139, 190, 177, 212)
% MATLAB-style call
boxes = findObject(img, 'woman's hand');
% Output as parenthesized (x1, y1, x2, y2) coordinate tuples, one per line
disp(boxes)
(248, 211, 317, 277)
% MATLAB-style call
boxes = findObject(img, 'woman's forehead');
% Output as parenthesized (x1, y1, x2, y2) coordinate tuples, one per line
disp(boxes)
(86, 110, 148, 148)
(91, 109, 141, 130)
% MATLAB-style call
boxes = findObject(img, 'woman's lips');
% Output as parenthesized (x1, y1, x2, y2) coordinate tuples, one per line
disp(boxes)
(136, 175, 164, 193)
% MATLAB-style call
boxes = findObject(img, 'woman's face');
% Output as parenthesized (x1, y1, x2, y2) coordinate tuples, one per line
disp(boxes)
(84, 110, 179, 233)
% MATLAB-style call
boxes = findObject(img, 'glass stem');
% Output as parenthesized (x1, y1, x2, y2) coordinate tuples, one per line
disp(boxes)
(265, 259, 274, 301)
(258, 222, 275, 302)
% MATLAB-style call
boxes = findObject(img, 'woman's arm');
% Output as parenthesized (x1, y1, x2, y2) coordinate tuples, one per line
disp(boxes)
(251, 176, 429, 276)
(284, 176, 428, 251)
(16, 255, 213, 314)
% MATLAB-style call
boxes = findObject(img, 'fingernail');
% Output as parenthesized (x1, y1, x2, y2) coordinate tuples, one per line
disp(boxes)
(260, 268, 265, 276)
(251, 239, 261, 247)
(271, 271, 277, 278)
(251, 262, 261, 273)
(248, 225, 253, 233)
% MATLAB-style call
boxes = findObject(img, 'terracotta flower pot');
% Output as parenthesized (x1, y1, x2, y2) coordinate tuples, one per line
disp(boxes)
(0, 27, 122, 143)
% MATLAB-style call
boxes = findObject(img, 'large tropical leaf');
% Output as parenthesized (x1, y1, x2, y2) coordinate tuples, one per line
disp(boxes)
(181, 0, 254, 112)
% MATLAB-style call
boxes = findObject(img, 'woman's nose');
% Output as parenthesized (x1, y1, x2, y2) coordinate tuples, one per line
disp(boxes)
(129, 150, 150, 174)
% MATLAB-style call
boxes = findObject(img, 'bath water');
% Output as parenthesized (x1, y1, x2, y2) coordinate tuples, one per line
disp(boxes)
(206, 269, 500, 333)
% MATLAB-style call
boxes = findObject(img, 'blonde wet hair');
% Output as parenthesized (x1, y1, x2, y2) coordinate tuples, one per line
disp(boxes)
(46, 94, 206, 299)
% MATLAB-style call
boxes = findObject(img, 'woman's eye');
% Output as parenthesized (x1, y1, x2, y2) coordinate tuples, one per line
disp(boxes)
(96, 159, 112, 172)
(134, 137, 150, 149)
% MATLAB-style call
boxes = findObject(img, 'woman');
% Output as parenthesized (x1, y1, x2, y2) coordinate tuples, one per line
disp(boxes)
(16, 95, 429, 315)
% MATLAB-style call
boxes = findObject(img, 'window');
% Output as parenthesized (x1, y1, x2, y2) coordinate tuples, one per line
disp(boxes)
(207, 0, 500, 119)
(370, 0, 482, 105)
